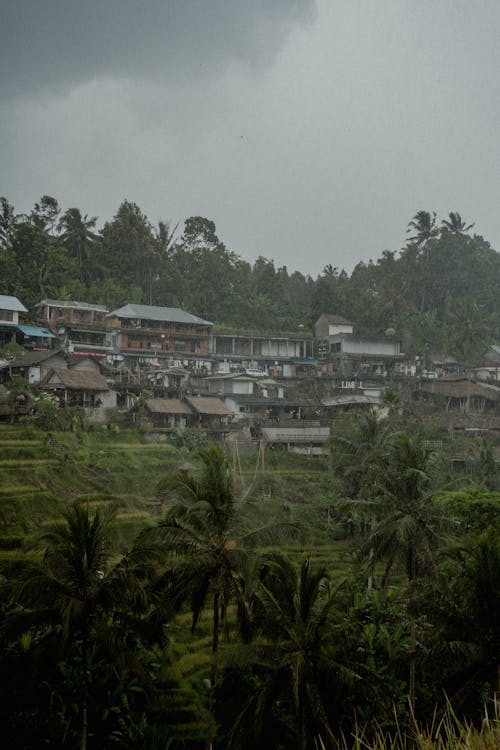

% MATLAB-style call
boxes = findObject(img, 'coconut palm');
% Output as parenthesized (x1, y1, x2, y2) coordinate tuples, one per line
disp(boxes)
(406, 210, 439, 249)
(228, 554, 354, 750)
(153, 442, 282, 750)
(6, 502, 147, 750)
(441, 211, 474, 235)
(330, 408, 390, 500)
(58, 207, 98, 284)
(364, 433, 448, 714)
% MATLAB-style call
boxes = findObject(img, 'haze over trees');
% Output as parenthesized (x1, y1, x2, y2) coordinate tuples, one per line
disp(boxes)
(1, 196, 499, 353)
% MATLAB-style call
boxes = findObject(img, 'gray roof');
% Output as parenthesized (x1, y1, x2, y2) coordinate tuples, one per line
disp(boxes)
(107, 304, 213, 326)
(1, 349, 67, 369)
(35, 299, 108, 312)
(0, 295, 28, 313)
(316, 313, 353, 325)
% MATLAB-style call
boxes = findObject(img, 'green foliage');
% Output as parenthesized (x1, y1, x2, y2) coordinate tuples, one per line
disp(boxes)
(435, 487, 500, 532)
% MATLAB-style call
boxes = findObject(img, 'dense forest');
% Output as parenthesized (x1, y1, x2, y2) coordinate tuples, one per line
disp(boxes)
(1, 197, 499, 354)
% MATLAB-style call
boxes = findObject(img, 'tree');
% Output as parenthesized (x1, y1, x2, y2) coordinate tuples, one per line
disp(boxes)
(153, 443, 276, 750)
(8, 502, 146, 750)
(406, 210, 439, 250)
(365, 433, 447, 714)
(228, 555, 357, 750)
(441, 211, 474, 235)
(58, 207, 98, 284)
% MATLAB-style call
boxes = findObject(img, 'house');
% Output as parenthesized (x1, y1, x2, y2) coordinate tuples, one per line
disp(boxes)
(107, 304, 213, 363)
(201, 372, 284, 399)
(39, 368, 115, 414)
(0, 295, 55, 350)
(418, 376, 500, 413)
(222, 394, 317, 423)
(209, 329, 314, 378)
(35, 299, 113, 356)
(326, 333, 402, 377)
(314, 314, 354, 340)
(144, 398, 192, 429)
(183, 396, 233, 430)
(260, 423, 331, 456)
(0, 348, 70, 385)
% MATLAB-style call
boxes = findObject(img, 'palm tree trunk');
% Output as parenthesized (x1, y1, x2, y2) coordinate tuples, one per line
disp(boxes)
(206, 592, 220, 750)
(80, 631, 89, 750)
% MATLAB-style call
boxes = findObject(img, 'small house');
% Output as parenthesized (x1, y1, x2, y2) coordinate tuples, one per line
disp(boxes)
(184, 396, 233, 430)
(144, 398, 192, 429)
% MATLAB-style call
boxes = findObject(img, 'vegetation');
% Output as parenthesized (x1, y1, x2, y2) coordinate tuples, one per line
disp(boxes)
(2, 197, 500, 353)
(0, 413, 499, 749)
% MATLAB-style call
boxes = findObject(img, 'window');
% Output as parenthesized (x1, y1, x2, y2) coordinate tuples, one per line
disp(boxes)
(0, 310, 13, 321)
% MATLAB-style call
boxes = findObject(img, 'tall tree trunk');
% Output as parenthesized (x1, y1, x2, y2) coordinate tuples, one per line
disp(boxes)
(408, 544, 417, 720)
(80, 631, 89, 750)
(206, 592, 220, 750)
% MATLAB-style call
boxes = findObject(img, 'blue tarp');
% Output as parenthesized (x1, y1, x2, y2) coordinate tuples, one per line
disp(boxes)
(17, 325, 56, 339)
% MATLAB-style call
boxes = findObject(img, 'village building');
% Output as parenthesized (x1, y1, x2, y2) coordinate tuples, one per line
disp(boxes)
(260, 422, 331, 456)
(35, 299, 113, 357)
(0, 294, 55, 350)
(143, 398, 192, 429)
(325, 333, 402, 377)
(314, 314, 354, 339)
(418, 375, 500, 413)
(183, 396, 233, 430)
(106, 304, 213, 367)
(0, 349, 70, 385)
(209, 329, 315, 378)
(38, 367, 115, 420)
(223, 394, 317, 423)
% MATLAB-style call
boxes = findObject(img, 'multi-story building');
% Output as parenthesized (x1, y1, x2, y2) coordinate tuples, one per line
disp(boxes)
(210, 329, 315, 377)
(0, 295, 28, 346)
(35, 299, 113, 357)
(107, 304, 213, 362)
(0, 295, 55, 350)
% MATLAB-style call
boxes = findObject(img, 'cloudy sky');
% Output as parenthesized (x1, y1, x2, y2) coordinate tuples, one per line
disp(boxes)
(2, 0, 500, 276)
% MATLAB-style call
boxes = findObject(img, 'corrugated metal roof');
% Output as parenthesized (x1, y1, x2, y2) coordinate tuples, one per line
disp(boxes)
(17, 325, 55, 338)
(0, 295, 28, 313)
(35, 299, 107, 312)
(2, 349, 67, 368)
(107, 304, 213, 326)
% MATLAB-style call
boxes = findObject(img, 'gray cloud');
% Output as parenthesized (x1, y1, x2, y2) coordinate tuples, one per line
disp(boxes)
(1, 0, 500, 277)
(1, 0, 316, 97)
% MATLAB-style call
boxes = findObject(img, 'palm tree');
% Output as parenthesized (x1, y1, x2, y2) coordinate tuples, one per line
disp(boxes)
(441, 211, 474, 235)
(58, 207, 98, 284)
(8, 502, 146, 750)
(365, 433, 447, 714)
(421, 528, 500, 712)
(229, 555, 351, 750)
(153, 442, 279, 750)
(330, 409, 390, 500)
(406, 210, 439, 249)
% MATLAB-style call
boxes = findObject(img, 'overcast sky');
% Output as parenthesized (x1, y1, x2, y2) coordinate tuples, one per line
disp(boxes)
(2, 0, 500, 276)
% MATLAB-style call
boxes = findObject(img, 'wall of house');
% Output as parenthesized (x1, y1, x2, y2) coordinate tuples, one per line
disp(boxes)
(332, 337, 399, 356)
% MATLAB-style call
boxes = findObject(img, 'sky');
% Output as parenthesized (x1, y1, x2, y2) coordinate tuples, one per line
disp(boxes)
(2, 0, 500, 277)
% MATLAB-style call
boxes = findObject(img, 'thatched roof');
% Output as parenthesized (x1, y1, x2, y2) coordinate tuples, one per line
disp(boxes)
(145, 398, 191, 415)
(420, 377, 500, 401)
(39, 368, 109, 392)
(185, 396, 232, 416)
